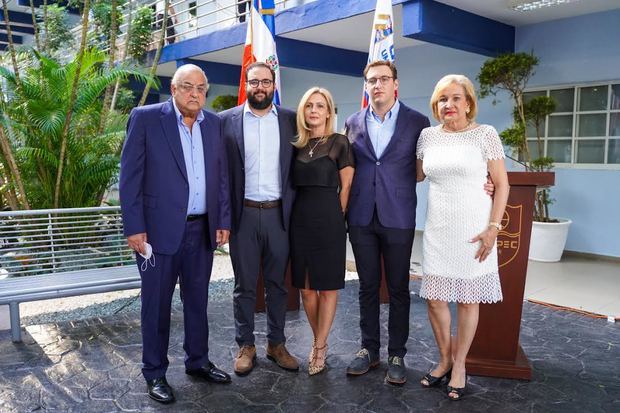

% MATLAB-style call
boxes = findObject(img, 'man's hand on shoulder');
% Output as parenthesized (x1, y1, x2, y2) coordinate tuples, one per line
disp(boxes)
(127, 233, 147, 255)
(216, 230, 230, 246)
(484, 174, 495, 197)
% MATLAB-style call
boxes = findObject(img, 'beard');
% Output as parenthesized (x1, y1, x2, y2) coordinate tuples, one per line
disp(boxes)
(247, 89, 274, 110)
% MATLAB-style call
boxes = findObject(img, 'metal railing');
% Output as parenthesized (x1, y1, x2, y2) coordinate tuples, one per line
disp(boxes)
(129, 0, 311, 49)
(0, 206, 133, 279)
(68, 0, 314, 54)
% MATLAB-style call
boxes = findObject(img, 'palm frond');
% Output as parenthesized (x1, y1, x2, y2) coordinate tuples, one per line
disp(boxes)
(0, 66, 17, 85)
(26, 106, 66, 136)
(17, 147, 59, 167)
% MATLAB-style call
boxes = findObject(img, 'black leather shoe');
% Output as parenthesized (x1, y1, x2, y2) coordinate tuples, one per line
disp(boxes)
(146, 377, 175, 404)
(386, 356, 407, 385)
(186, 362, 232, 384)
(346, 348, 380, 376)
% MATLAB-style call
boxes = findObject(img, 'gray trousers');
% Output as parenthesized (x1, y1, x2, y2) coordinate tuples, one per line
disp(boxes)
(229, 206, 289, 346)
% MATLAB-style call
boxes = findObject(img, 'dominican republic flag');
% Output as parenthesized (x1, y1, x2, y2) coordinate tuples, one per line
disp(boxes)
(238, 0, 281, 105)
(362, 0, 395, 108)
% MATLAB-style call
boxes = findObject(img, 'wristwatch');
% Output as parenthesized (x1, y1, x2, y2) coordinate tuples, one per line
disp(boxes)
(488, 222, 502, 231)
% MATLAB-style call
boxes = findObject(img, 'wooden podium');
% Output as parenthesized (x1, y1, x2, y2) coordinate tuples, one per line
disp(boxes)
(466, 172, 554, 380)
(255, 262, 300, 312)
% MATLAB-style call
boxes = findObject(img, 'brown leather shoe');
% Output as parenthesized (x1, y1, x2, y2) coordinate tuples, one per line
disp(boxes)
(233, 345, 256, 376)
(266, 343, 299, 371)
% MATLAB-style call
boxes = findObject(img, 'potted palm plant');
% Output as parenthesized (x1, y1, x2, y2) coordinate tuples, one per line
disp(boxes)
(478, 52, 572, 262)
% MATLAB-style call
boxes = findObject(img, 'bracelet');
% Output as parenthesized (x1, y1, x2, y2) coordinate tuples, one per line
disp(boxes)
(488, 222, 502, 231)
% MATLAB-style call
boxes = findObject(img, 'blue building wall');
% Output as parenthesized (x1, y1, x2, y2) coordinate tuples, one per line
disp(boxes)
(400, 11, 620, 258)
(514, 10, 620, 257)
(276, 13, 620, 257)
(390, 43, 513, 244)
(271, 42, 519, 251)
(516, 9, 620, 85)
(179, 7, 619, 257)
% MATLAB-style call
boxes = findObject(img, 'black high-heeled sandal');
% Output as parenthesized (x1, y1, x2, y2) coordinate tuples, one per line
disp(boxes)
(446, 384, 467, 401)
(420, 368, 452, 388)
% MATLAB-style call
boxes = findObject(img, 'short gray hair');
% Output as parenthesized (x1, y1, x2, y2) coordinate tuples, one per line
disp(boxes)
(171, 64, 209, 88)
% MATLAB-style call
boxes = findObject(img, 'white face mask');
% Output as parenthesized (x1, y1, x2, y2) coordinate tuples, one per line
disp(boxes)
(139, 242, 156, 272)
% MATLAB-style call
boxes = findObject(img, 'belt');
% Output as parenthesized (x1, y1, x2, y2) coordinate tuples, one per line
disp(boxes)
(186, 214, 206, 221)
(244, 199, 282, 209)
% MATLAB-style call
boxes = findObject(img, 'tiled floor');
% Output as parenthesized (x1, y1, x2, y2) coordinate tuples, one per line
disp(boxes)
(524, 256, 620, 318)
(0, 234, 618, 411)
(1, 278, 619, 412)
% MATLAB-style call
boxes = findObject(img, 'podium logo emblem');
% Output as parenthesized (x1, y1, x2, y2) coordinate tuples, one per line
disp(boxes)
(497, 204, 522, 268)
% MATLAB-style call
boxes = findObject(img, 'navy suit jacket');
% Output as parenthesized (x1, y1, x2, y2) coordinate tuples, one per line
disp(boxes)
(119, 99, 231, 255)
(219, 104, 297, 233)
(345, 101, 430, 229)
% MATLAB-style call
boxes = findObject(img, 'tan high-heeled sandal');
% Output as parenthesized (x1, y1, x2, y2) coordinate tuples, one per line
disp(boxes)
(309, 343, 328, 376)
(308, 338, 317, 364)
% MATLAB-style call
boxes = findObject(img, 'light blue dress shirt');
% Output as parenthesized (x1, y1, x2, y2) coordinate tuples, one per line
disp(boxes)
(172, 99, 207, 215)
(243, 103, 281, 201)
(366, 99, 400, 159)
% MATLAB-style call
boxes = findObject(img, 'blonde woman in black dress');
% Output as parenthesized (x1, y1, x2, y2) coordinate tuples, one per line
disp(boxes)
(291, 87, 355, 375)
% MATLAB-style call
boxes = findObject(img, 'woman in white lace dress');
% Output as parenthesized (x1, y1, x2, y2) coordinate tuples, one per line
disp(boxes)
(415, 75, 509, 400)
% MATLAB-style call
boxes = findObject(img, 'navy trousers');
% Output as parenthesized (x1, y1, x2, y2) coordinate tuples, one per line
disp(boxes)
(138, 217, 214, 381)
(349, 210, 414, 358)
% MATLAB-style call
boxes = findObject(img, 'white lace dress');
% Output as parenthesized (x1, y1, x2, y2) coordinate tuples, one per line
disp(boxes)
(416, 124, 504, 303)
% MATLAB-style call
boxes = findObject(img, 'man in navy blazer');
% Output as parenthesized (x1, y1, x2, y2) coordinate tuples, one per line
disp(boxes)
(219, 62, 299, 376)
(344, 61, 430, 385)
(120, 64, 232, 404)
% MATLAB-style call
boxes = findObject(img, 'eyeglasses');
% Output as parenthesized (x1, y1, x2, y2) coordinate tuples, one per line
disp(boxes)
(365, 76, 393, 86)
(177, 83, 207, 95)
(246, 79, 274, 88)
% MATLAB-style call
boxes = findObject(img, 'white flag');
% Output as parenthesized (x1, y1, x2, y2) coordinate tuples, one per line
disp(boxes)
(362, 0, 395, 108)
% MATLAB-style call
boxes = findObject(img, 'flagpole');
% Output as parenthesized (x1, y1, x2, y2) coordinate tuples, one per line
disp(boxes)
(361, 0, 395, 109)
(250, 0, 255, 47)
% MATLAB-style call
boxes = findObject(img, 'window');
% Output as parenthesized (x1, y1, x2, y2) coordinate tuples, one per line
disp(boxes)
(524, 82, 620, 166)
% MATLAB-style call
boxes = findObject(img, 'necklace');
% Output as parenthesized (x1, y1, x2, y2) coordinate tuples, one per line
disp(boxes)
(308, 138, 322, 157)
(442, 122, 472, 133)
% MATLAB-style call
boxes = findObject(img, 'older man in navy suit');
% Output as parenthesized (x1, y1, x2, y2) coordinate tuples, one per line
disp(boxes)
(344, 61, 430, 385)
(120, 64, 231, 404)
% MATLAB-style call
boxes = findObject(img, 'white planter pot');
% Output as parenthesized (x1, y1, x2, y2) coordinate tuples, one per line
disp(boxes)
(528, 218, 572, 262)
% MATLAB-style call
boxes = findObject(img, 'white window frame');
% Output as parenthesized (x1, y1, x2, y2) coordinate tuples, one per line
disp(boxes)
(525, 80, 620, 170)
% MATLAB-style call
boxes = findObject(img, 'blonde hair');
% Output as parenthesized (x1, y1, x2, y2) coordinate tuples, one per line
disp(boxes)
(293, 87, 336, 148)
(429, 74, 477, 122)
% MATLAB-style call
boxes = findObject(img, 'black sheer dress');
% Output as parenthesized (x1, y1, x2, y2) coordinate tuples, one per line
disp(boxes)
(290, 133, 355, 290)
